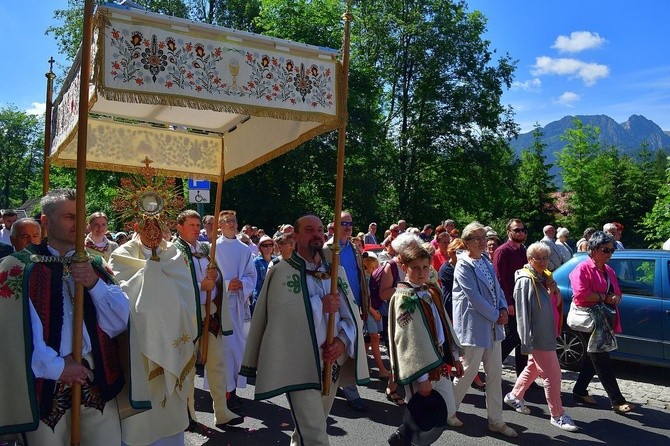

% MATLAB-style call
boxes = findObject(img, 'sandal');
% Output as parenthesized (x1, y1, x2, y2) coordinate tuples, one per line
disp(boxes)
(613, 403, 635, 414)
(385, 388, 406, 406)
(573, 393, 597, 406)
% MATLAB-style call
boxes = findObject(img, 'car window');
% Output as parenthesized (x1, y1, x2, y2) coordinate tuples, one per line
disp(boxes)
(609, 258, 656, 297)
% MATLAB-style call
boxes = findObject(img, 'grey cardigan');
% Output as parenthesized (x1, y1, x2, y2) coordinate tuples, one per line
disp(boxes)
(513, 265, 558, 354)
(452, 253, 507, 348)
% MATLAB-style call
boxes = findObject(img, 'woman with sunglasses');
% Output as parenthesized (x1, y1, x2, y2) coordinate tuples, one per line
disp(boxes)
(252, 235, 276, 313)
(569, 231, 635, 414)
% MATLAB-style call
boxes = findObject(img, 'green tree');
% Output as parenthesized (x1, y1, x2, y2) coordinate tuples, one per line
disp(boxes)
(555, 118, 606, 231)
(516, 124, 556, 236)
(607, 145, 666, 247)
(0, 107, 43, 208)
(355, 0, 518, 221)
(188, 0, 261, 30)
(641, 157, 670, 248)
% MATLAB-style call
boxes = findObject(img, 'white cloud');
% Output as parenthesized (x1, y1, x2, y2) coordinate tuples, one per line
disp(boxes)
(556, 91, 581, 106)
(25, 102, 46, 116)
(531, 56, 609, 86)
(552, 31, 607, 53)
(511, 78, 542, 92)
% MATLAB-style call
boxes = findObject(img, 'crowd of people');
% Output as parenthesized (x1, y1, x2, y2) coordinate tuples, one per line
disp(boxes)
(0, 201, 638, 445)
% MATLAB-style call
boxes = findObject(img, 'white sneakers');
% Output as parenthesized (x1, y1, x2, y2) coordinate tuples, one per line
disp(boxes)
(551, 413, 579, 432)
(504, 392, 531, 415)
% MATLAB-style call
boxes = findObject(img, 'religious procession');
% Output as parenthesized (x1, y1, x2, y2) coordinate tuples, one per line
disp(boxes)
(0, 1, 652, 446)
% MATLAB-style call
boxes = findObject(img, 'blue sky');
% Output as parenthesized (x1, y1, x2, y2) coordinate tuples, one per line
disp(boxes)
(0, 1, 68, 115)
(468, 0, 670, 132)
(2, 1, 670, 135)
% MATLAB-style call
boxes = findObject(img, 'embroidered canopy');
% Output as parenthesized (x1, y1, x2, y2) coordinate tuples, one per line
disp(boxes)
(50, 3, 342, 180)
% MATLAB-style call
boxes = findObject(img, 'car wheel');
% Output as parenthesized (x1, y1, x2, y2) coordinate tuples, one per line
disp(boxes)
(556, 327, 587, 371)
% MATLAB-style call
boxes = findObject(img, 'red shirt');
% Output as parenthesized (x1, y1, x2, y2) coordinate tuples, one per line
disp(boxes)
(432, 249, 448, 271)
(493, 240, 527, 307)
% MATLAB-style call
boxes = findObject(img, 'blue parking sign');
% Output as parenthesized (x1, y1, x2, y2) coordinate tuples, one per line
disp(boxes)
(188, 179, 210, 190)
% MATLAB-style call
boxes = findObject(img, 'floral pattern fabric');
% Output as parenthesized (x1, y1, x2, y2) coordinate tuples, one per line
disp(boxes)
(105, 18, 336, 112)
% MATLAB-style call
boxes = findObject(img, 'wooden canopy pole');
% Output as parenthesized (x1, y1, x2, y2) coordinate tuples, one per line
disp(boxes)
(199, 139, 226, 364)
(323, 0, 353, 396)
(43, 57, 56, 196)
(70, 0, 95, 444)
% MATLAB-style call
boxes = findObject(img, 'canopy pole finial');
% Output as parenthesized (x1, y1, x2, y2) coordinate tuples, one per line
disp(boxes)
(43, 57, 56, 196)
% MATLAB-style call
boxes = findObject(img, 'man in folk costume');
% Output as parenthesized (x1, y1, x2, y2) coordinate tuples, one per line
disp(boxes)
(108, 170, 198, 446)
(388, 245, 464, 445)
(173, 209, 243, 428)
(323, 210, 370, 411)
(241, 214, 369, 446)
(214, 210, 257, 411)
(0, 188, 128, 445)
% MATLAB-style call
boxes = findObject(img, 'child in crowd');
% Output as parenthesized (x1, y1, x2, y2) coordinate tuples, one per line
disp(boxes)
(388, 245, 463, 445)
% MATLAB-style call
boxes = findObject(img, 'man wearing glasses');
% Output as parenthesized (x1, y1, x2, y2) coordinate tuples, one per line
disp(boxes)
(215, 210, 257, 411)
(494, 219, 530, 379)
(323, 211, 370, 412)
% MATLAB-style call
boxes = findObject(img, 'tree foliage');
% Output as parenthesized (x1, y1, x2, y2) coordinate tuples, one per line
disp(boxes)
(641, 157, 670, 247)
(515, 124, 556, 237)
(555, 118, 606, 231)
(355, 0, 518, 220)
(555, 119, 666, 247)
(0, 107, 43, 209)
(188, 0, 261, 30)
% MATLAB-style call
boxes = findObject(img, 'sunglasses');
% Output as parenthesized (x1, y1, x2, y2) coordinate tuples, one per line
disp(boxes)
(260, 243, 274, 248)
(511, 228, 527, 234)
(340, 221, 354, 227)
(598, 247, 615, 254)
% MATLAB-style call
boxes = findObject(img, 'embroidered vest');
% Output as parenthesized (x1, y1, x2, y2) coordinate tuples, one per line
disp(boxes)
(21, 243, 124, 419)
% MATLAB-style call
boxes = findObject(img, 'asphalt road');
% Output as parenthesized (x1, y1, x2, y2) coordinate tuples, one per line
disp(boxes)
(186, 354, 670, 446)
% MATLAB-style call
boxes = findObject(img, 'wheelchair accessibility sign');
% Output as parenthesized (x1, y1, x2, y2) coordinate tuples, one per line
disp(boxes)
(188, 189, 210, 203)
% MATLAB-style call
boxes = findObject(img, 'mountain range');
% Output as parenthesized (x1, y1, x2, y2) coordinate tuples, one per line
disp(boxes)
(508, 114, 670, 181)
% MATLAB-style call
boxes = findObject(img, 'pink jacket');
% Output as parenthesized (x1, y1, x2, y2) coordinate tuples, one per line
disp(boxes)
(569, 256, 622, 333)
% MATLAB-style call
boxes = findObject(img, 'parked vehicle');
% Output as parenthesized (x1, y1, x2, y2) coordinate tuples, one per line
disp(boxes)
(553, 250, 670, 370)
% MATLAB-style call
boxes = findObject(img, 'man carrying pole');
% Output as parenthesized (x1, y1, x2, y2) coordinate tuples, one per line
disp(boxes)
(241, 214, 368, 446)
(173, 209, 243, 428)
(0, 188, 128, 445)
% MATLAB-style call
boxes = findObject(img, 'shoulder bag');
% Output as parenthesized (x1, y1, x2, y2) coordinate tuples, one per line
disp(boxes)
(566, 300, 594, 333)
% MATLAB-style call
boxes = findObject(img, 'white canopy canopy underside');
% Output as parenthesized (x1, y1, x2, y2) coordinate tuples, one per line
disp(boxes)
(50, 3, 342, 180)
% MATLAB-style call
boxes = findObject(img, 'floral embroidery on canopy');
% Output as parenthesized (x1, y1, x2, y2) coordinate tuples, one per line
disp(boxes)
(107, 27, 334, 109)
